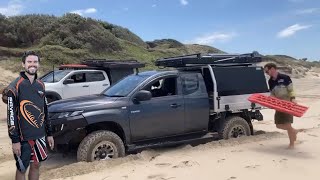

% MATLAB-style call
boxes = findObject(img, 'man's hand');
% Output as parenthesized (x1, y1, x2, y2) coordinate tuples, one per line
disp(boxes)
(47, 136, 54, 150)
(12, 142, 21, 157)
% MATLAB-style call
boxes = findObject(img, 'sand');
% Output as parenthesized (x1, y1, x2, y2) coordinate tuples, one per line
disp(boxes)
(0, 75, 320, 180)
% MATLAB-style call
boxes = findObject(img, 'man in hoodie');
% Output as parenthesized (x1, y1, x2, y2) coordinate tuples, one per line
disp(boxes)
(6, 51, 54, 180)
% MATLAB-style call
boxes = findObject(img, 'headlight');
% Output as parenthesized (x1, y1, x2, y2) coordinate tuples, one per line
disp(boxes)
(50, 110, 83, 119)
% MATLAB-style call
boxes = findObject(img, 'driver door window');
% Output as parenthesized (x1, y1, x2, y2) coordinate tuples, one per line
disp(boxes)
(143, 77, 177, 98)
(69, 73, 86, 83)
(62, 72, 90, 98)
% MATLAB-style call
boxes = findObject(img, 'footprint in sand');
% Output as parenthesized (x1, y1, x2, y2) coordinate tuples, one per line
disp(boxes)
(149, 154, 160, 162)
(147, 174, 175, 180)
(155, 163, 172, 167)
(217, 158, 226, 163)
(308, 134, 318, 137)
(172, 160, 199, 168)
(231, 150, 243, 153)
(227, 177, 237, 180)
(279, 158, 288, 163)
(148, 174, 165, 179)
(245, 165, 260, 169)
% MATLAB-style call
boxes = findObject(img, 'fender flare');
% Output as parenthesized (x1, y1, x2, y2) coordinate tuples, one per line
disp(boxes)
(45, 91, 62, 100)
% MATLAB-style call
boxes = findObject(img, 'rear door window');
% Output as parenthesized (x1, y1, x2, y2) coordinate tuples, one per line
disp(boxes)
(86, 72, 106, 82)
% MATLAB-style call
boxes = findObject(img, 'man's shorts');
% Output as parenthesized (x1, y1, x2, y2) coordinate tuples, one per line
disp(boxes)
(274, 111, 294, 124)
(13, 137, 48, 172)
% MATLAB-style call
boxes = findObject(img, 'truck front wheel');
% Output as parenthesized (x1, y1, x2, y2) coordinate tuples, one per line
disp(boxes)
(46, 95, 59, 103)
(77, 130, 125, 162)
(219, 116, 251, 139)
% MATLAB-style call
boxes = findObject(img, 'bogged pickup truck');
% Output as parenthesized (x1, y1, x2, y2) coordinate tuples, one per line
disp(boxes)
(48, 52, 270, 162)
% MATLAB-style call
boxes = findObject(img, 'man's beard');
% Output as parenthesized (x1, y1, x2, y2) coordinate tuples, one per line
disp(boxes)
(25, 67, 38, 75)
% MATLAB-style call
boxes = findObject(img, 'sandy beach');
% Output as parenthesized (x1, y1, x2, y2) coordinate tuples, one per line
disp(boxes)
(0, 74, 319, 180)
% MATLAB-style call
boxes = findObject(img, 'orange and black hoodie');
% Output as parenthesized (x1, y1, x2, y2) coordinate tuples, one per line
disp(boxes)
(6, 72, 52, 143)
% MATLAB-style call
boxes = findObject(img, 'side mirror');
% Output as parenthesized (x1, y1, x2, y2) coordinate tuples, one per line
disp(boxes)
(63, 79, 74, 85)
(133, 90, 152, 103)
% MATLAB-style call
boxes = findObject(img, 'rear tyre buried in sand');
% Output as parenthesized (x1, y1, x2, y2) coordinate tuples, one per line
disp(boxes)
(220, 116, 251, 139)
(77, 130, 125, 162)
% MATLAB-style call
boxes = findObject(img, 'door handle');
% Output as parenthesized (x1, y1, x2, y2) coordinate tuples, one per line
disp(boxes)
(83, 85, 89, 87)
(103, 84, 109, 86)
(170, 103, 181, 108)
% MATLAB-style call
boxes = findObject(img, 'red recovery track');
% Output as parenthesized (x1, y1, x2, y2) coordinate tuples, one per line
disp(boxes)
(248, 94, 308, 117)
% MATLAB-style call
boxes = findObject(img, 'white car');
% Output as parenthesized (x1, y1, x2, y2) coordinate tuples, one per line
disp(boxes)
(41, 69, 111, 103)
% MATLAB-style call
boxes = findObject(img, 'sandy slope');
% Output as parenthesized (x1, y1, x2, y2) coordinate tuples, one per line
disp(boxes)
(0, 76, 320, 180)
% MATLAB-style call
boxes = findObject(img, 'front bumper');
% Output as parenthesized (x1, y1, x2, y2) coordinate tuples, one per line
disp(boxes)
(51, 115, 88, 147)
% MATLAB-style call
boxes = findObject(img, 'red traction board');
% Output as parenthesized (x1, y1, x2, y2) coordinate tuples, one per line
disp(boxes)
(248, 94, 308, 117)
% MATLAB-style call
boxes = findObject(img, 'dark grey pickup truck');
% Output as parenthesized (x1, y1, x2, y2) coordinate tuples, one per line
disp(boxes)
(48, 52, 270, 162)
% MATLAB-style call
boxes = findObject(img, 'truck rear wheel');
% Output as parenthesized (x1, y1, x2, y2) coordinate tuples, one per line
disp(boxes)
(77, 130, 125, 162)
(219, 116, 251, 139)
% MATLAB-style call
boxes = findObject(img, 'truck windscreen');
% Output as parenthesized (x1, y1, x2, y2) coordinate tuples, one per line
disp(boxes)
(41, 70, 72, 83)
(103, 74, 150, 97)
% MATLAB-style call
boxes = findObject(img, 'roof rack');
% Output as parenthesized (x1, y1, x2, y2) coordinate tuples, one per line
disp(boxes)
(82, 59, 145, 69)
(155, 51, 262, 68)
(58, 64, 91, 70)
(58, 59, 145, 70)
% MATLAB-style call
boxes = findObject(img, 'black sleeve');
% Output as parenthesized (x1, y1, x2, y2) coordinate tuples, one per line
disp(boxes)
(44, 96, 53, 136)
(7, 90, 21, 143)
(267, 79, 273, 90)
(283, 74, 293, 86)
(283, 75, 295, 99)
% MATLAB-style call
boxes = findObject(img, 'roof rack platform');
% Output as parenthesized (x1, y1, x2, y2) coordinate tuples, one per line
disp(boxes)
(58, 59, 145, 70)
(155, 51, 262, 68)
(82, 59, 145, 69)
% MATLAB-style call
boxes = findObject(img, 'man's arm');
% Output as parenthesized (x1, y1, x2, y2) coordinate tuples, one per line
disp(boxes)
(268, 80, 276, 97)
(285, 76, 295, 101)
(44, 96, 52, 136)
(44, 96, 54, 150)
(7, 90, 20, 143)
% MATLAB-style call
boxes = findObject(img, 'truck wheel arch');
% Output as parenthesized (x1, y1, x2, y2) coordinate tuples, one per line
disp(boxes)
(77, 130, 125, 162)
(45, 91, 62, 103)
(85, 121, 126, 144)
(219, 115, 251, 139)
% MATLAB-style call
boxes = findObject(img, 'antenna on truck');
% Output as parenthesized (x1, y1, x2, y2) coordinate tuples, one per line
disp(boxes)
(52, 64, 55, 83)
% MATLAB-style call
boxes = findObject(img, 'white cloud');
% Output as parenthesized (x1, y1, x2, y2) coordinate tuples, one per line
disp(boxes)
(70, 8, 97, 16)
(296, 8, 319, 15)
(0, 0, 24, 16)
(277, 24, 311, 38)
(152, 4, 157, 8)
(84, 8, 97, 14)
(186, 32, 236, 45)
(180, 0, 188, 6)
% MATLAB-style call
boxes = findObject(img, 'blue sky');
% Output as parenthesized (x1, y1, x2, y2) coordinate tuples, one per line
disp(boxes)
(0, 0, 319, 60)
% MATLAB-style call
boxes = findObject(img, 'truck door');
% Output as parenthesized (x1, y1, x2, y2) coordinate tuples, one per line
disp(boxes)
(129, 75, 185, 141)
(62, 72, 90, 98)
(181, 73, 210, 133)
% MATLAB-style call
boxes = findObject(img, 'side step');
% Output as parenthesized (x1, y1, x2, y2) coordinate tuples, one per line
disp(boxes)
(127, 132, 219, 152)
